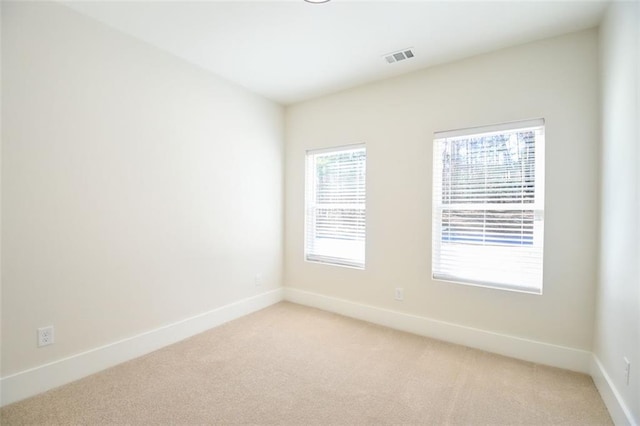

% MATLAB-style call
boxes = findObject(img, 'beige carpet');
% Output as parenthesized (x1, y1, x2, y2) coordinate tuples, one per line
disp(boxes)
(1, 302, 612, 425)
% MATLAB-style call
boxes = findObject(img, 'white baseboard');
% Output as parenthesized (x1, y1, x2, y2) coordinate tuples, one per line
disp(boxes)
(0, 288, 284, 407)
(1, 287, 612, 414)
(284, 288, 591, 373)
(591, 355, 637, 426)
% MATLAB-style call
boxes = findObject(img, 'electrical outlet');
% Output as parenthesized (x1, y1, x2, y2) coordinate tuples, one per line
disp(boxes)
(624, 357, 631, 385)
(395, 288, 404, 301)
(254, 273, 263, 287)
(37, 326, 54, 347)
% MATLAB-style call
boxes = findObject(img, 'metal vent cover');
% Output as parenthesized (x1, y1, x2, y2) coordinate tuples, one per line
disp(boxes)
(384, 48, 415, 64)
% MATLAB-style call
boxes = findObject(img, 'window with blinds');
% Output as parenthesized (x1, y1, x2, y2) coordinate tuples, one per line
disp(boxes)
(305, 145, 366, 269)
(432, 119, 545, 294)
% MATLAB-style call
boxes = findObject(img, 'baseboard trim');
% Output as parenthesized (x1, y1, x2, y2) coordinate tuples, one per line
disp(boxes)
(0, 288, 284, 407)
(591, 355, 637, 426)
(284, 288, 591, 373)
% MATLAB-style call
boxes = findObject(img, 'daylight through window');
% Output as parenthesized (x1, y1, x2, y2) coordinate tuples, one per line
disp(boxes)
(432, 119, 545, 293)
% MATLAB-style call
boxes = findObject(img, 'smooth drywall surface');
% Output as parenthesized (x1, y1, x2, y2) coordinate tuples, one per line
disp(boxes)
(595, 1, 640, 423)
(1, 2, 283, 376)
(285, 30, 599, 351)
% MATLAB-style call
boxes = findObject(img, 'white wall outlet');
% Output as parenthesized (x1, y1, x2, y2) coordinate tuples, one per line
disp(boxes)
(254, 273, 263, 287)
(37, 326, 54, 347)
(624, 357, 631, 385)
(394, 287, 404, 301)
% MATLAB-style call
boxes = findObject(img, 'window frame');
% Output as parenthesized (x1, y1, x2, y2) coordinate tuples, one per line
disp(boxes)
(432, 118, 545, 294)
(304, 144, 367, 269)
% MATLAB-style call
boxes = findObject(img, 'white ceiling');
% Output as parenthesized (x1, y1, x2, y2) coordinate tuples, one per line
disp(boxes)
(62, 0, 609, 105)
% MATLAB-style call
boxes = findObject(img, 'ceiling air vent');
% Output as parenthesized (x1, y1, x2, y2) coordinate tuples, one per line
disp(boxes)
(384, 48, 415, 64)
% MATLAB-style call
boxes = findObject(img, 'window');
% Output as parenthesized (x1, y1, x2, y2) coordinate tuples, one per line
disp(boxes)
(432, 119, 545, 294)
(305, 145, 366, 269)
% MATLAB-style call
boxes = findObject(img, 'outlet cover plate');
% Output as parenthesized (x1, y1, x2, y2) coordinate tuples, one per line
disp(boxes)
(395, 288, 404, 301)
(624, 357, 631, 385)
(37, 326, 54, 347)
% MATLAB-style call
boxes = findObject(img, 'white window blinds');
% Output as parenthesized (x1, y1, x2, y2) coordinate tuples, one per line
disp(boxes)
(432, 119, 545, 293)
(305, 145, 366, 269)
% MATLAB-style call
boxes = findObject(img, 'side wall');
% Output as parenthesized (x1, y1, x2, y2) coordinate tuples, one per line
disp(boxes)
(1, 0, 283, 388)
(285, 30, 599, 365)
(594, 1, 640, 424)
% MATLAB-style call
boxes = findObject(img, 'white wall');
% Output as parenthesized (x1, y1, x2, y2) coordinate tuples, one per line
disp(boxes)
(1, 2, 283, 377)
(285, 30, 599, 352)
(594, 1, 640, 424)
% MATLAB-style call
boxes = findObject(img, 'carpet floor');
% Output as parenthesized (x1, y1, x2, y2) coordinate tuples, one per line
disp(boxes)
(1, 302, 612, 425)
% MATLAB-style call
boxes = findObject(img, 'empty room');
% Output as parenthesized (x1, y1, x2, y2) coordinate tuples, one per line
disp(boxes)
(1, 0, 638, 424)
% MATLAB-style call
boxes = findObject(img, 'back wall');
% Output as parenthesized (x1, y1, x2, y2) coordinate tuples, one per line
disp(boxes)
(285, 29, 599, 354)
